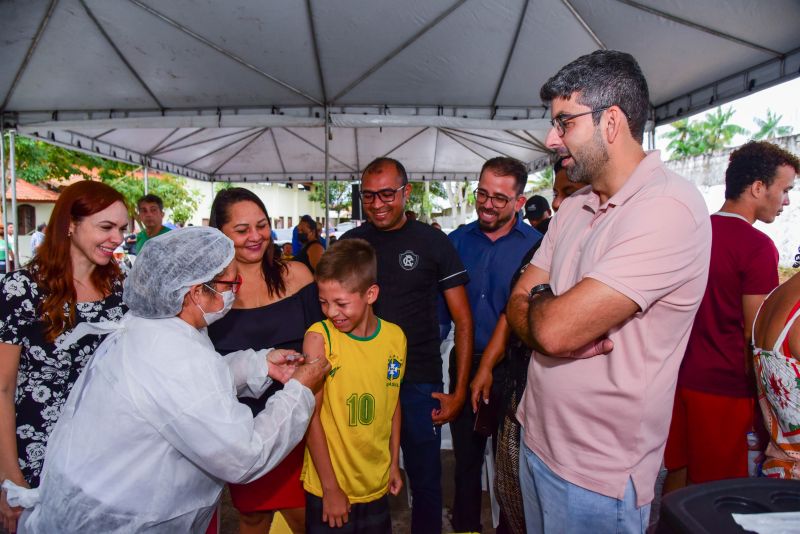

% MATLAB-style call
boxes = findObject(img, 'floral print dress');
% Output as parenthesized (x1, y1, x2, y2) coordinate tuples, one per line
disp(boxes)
(753, 299, 800, 479)
(0, 268, 126, 486)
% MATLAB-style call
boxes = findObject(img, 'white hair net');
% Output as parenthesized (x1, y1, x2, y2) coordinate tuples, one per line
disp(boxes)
(124, 227, 235, 318)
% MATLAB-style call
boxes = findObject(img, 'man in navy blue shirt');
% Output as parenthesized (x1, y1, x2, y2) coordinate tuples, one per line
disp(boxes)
(443, 157, 542, 532)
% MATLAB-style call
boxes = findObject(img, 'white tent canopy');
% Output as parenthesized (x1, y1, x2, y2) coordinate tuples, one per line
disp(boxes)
(2, 0, 800, 182)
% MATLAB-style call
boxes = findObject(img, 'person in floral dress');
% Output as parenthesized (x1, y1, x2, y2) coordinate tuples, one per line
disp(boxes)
(0, 181, 129, 533)
(752, 270, 800, 479)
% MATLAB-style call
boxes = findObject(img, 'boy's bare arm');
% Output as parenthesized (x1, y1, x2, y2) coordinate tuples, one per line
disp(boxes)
(303, 332, 351, 527)
(388, 401, 403, 496)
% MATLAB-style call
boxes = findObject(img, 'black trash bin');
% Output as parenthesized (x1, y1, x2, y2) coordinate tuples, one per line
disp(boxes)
(657, 478, 800, 533)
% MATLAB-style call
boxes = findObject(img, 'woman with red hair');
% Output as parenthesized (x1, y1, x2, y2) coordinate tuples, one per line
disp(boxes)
(0, 181, 128, 533)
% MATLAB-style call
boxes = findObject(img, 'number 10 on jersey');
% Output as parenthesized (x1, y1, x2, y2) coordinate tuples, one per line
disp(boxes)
(346, 393, 375, 426)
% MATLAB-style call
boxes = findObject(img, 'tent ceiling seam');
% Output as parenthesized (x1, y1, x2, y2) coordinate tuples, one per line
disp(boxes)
(438, 128, 487, 161)
(92, 128, 116, 141)
(126, 0, 324, 106)
(182, 128, 263, 167)
(211, 128, 268, 175)
(1, 0, 59, 111)
(330, 0, 468, 102)
(491, 0, 531, 116)
(79, 0, 164, 109)
(269, 128, 286, 174)
(305, 0, 327, 103)
(504, 129, 545, 151)
(653, 45, 800, 125)
(614, 0, 782, 57)
(147, 128, 180, 155)
(442, 127, 537, 150)
(154, 128, 259, 155)
(506, 130, 549, 152)
(280, 127, 356, 171)
(379, 127, 430, 159)
(560, 0, 606, 50)
(151, 128, 205, 155)
(521, 130, 550, 153)
(443, 129, 514, 158)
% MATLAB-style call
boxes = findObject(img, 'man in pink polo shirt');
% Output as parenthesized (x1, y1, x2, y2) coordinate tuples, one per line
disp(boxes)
(507, 50, 711, 533)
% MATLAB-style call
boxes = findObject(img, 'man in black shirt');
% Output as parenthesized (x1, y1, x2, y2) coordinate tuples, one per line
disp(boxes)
(342, 158, 473, 534)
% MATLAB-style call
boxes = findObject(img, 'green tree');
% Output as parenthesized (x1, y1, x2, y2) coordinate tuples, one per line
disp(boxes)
(702, 107, 748, 151)
(3, 135, 134, 184)
(662, 106, 748, 160)
(213, 182, 234, 194)
(308, 181, 352, 215)
(3, 135, 199, 222)
(527, 167, 553, 193)
(752, 109, 794, 140)
(105, 172, 199, 223)
(407, 182, 447, 222)
(662, 119, 709, 158)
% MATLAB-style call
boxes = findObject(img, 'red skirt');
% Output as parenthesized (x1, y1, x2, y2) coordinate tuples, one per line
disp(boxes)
(229, 441, 306, 512)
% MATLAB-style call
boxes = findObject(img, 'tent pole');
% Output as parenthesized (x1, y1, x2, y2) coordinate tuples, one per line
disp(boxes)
(324, 107, 330, 247)
(9, 131, 18, 267)
(143, 163, 149, 195)
(0, 128, 7, 273)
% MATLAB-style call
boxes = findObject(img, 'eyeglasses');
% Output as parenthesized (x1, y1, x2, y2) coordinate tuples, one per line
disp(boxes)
(474, 189, 514, 208)
(550, 107, 610, 137)
(360, 185, 406, 204)
(205, 274, 242, 294)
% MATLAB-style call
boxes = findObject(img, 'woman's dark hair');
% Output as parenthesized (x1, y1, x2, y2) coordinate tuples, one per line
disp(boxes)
(209, 187, 287, 297)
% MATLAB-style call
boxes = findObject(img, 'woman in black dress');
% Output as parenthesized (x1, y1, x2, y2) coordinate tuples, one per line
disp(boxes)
(208, 188, 322, 534)
(0, 181, 128, 533)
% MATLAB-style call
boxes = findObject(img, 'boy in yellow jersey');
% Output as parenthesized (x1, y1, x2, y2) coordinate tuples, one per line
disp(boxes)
(301, 238, 406, 532)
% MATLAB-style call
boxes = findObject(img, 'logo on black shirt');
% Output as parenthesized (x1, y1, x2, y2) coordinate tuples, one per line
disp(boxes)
(399, 250, 419, 271)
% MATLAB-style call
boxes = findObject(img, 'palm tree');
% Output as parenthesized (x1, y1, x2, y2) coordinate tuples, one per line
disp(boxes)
(662, 119, 708, 159)
(752, 109, 794, 140)
(701, 107, 748, 151)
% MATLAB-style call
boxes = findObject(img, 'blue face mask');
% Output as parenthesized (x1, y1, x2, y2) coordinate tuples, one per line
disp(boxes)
(196, 286, 235, 326)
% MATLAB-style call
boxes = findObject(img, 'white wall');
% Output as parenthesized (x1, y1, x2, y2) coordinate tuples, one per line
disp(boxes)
(183, 180, 325, 229)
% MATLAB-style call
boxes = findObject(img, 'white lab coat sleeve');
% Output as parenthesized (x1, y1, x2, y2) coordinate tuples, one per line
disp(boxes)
(223, 348, 273, 398)
(155, 371, 314, 485)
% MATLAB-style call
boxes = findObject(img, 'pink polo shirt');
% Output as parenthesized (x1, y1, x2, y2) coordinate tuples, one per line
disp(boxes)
(516, 151, 711, 506)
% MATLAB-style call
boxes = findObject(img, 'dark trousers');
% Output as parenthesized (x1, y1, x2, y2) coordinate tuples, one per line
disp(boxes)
(305, 493, 391, 533)
(449, 351, 504, 533)
(400, 381, 443, 534)
(449, 353, 485, 532)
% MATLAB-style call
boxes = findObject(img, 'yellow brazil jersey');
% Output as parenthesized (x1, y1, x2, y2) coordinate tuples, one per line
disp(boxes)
(301, 317, 406, 503)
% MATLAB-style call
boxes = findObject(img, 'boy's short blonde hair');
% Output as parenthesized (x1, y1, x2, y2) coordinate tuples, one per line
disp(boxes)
(315, 238, 377, 293)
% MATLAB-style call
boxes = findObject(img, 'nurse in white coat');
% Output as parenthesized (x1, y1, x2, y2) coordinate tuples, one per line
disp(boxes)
(6, 226, 330, 533)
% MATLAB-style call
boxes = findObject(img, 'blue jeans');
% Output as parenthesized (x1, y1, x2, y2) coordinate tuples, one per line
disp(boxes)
(400, 382, 443, 534)
(519, 438, 650, 534)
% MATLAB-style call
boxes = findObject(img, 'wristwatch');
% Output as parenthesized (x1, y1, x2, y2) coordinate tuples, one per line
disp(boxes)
(528, 283, 552, 301)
